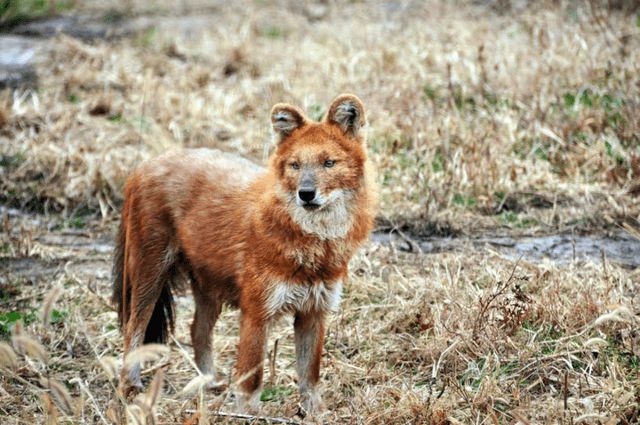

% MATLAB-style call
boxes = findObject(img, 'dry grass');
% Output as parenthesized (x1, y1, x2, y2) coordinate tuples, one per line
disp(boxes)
(0, 213, 639, 423)
(0, 0, 638, 233)
(1, 0, 640, 424)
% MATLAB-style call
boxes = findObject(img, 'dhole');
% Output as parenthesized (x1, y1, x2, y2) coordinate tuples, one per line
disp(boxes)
(112, 94, 377, 414)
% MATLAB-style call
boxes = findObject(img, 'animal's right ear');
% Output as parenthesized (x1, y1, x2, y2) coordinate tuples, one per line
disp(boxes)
(271, 104, 306, 144)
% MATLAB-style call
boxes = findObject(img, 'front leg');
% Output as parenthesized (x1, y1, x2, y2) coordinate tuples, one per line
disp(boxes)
(235, 311, 268, 413)
(294, 311, 326, 416)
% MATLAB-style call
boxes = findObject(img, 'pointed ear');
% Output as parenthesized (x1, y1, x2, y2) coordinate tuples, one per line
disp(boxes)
(271, 103, 307, 144)
(325, 94, 366, 140)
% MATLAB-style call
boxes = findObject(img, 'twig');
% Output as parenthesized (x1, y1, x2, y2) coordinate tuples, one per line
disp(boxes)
(563, 372, 568, 411)
(393, 228, 422, 253)
(170, 334, 201, 375)
(432, 339, 460, 382)
(472, 257, 521, 338)
(269, 338, 278, 386)
(185, 409, 300, 424)
(0, 367, 43, 391)
(78, 327, 127, 407)
(69, 378, 110, 425)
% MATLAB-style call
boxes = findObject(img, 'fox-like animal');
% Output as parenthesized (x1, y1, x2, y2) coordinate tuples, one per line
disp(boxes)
(112, 94, 377, 414)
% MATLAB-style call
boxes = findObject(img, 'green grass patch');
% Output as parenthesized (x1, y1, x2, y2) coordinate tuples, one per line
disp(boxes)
(262, 25, 284, 39)
(137, 26, 158, 48)
(484, 91, 510, 109)
(431, 152, 444, 173)
(0, 0, 74, 27)
(0, 310, 37, 336)
(500, 211, 518, 224)
(260, 385, 293, 402)
(571, 131, 588, 143)
(0, 153, 26, 169)
(499, 211, 539, 228)
(62, 205, 97, 230)
(50, 309, 68, 324)
(101, 9, 128, 24)
(458, 357, 487, 391)
(561, 89, 625, 128)
(604, 141, 625, 166)
(534, 146, 548, 161)
(601, 336, 640, 372)
(518, 217, 539, 228)
(308, 104, 325, 121)
(453, 193, 476, 208)
(66, 216, 85, 229)
(0, 242, 11, 255)
(423, 84, 439, 101)
(452, 87, 476, 111)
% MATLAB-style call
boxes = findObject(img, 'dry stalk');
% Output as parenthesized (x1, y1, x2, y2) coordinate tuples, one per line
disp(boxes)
(69, 378, 110, 425)
(41, 285, 63, 328)
(0, 342, 18, 370)
(122, 344, 170, 373)
(12, 334, 48, 364)
(40, 378, 75, 416)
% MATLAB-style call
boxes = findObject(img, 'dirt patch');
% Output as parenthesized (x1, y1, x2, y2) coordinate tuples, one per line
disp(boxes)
(0, 35, 40, 88)
(374, 230, 640, 268)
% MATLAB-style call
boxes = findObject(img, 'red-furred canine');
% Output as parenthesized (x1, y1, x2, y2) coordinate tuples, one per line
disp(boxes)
(112, 94, 377, 414)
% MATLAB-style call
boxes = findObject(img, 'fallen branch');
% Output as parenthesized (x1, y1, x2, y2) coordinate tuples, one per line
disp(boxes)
(184, 409, 300, 424)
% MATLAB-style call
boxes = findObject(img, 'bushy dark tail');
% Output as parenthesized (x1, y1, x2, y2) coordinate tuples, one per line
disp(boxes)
(143, 285, 175, 344)
(112, 218, 177, 344)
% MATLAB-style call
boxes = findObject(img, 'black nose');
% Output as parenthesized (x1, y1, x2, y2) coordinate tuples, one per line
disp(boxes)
(298, 189, 316, 202)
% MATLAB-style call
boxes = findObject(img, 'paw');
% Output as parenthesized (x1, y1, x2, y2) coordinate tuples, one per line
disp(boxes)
(119, 366, 144, 398)
(300, 390, 326, 417)
(118, 379, 144, 399)
(235, 390, 261, 414)
(204, 377, 227, 392)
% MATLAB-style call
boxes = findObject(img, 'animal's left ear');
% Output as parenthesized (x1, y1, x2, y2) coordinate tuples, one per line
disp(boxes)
(325, 94, 366, 141)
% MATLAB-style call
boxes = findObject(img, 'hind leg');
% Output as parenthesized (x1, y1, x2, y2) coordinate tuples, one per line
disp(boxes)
(191, 286, 222, 377)
(120, 238, 173, 392)
(121, 279, 166, 391)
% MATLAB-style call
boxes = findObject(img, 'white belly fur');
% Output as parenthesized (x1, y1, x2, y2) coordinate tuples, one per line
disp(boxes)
(265, 280, 343, 318)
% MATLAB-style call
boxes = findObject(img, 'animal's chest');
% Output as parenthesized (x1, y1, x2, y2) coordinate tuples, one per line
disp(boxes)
(284, 239, 352, 276)
(264, 281, 342, 318)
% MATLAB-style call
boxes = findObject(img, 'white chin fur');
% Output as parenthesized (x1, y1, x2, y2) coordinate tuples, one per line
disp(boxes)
(280, 187, 354, 240)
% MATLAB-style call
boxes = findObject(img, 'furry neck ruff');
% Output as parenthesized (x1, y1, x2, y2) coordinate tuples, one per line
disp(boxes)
(278, 186, 355, 241)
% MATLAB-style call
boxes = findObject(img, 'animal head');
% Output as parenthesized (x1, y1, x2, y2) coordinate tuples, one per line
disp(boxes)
(269, 94, 368, 239)
(271, 94, 367, 207)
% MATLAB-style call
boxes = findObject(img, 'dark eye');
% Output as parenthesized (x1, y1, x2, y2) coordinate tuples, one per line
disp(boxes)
(291, 162, 300, 170)
(324, 160, 335, 168)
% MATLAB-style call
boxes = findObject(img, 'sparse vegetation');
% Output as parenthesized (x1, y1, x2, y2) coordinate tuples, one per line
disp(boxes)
(0, 0, 639, 424)
(0, 0, 74, 27)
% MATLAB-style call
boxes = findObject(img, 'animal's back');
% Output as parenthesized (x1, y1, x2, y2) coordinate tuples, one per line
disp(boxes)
(132, 148, 265, 219)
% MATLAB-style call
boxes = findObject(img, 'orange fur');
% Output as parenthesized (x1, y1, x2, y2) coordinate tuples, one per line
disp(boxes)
(112, 94, 377, 414)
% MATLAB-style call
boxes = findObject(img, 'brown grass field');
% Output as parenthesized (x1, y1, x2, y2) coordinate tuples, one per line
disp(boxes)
(0, 0, 639, 424)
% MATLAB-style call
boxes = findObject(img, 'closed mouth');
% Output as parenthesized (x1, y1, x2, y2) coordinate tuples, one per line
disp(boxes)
(302, 203, 321, 211)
